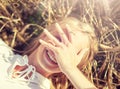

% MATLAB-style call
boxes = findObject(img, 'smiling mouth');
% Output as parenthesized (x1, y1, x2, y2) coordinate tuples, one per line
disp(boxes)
(45, 49, 57, 64)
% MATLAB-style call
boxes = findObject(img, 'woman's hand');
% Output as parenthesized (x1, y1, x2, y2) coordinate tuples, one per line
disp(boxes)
(39, 23, 88, 73)
(39, 23, 97, 89)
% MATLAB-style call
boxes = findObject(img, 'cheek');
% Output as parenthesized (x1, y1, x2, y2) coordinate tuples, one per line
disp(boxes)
(72, 36, 89, 53)
(71, 35, 83, 53)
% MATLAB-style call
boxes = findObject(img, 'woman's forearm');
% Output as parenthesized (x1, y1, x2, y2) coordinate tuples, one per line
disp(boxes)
(63, 67, 97, 89)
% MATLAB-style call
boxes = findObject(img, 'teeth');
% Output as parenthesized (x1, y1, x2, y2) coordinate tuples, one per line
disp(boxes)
(47, 51, 57, 63)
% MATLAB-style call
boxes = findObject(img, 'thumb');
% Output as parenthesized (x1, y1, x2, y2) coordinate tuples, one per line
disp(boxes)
(76, 48, 89, 66)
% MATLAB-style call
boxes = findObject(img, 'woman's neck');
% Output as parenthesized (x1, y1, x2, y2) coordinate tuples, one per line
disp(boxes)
(28, 50, 51, 77)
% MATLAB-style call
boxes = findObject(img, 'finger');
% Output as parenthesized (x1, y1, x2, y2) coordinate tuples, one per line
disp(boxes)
(65, 24, 73, 42)
(77, 48, 89, 65)
(43, 29, 61, 46)
(39, 39, 56, 51)
(55, 23, 69, 45)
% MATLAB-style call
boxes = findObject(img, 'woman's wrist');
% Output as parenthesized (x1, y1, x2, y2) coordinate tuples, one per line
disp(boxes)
(62, 67, 97, 89)
(62, 66, 78, 75)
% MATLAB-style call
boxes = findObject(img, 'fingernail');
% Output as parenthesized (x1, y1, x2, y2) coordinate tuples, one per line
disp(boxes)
(39, 39, 43, 43)
(43, 29, 47, 32)
(55, 23, 58, 25)
(55, 23, 60, 28)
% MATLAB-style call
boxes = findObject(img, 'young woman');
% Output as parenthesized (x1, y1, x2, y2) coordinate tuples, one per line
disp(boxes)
(0, 17, 98, 89)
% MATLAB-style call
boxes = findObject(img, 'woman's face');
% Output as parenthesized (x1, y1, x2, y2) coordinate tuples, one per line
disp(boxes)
(36, 25, 90, 74)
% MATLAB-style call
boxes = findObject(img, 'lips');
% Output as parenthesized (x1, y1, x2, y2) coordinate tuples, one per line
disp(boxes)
(43, 48, 58, 66)
(46, 50, 57, 63)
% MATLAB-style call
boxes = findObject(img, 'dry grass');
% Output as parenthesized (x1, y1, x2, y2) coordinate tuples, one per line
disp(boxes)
(0, 0, 120, 89)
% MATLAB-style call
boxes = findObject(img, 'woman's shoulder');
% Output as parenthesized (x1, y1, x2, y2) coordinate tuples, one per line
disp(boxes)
(2, 54, 50, 89)
(0, 39, 14, 62)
